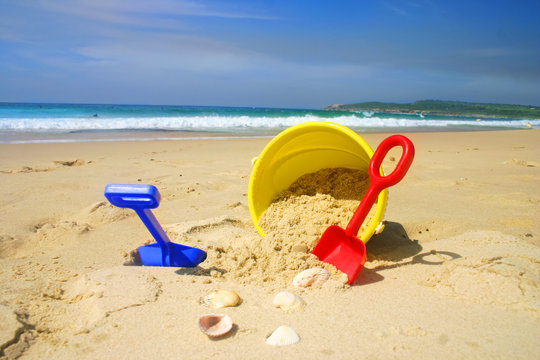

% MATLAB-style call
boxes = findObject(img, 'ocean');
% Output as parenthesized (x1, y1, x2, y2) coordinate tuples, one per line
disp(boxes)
(0, 102, 538, 144)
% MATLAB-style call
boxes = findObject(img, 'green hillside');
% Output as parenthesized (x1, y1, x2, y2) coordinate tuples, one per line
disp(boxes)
(324, 100, 540, 119)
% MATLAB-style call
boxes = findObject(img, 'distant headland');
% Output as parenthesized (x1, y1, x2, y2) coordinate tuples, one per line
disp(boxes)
(324, 100, 540, 119)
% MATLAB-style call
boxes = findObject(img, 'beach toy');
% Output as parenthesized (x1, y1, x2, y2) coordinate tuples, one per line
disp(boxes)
(104, 184, 207, 267)
(312, 135, 414, 284)
(248, 121, 388, 242)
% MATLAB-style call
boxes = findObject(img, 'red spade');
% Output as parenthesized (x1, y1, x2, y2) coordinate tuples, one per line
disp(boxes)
(312, 135, 415, 284)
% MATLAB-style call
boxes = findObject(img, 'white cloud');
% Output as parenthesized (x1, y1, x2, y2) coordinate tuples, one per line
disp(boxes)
(73, 31, 256, 72)
(36, 0, 277, 25)
(383, 2, 408, 16)
(70, 27, 378, 82)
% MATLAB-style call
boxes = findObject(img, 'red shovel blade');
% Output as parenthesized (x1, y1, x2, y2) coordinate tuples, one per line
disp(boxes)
(312, 225, 367, 285)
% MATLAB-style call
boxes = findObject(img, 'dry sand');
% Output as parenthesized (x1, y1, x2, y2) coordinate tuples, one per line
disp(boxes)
(0, 130, 539, 359)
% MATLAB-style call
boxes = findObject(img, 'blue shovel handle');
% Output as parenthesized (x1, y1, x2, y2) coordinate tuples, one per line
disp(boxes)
(104, 184, 206, 267)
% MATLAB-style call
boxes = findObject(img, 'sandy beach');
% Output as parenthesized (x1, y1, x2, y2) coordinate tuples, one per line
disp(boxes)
(1, 129, 539, 359)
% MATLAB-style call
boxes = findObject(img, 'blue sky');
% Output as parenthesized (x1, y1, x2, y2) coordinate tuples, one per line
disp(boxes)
(1, 0, 539, 108)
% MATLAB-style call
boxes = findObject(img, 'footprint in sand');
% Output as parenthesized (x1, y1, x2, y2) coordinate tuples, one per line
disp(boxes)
(420, 231, 540, 313)
(79, 201, 132, 224)
(504, 158, 539, 167)
(53, 159, 88, 167)
(61, 266, 161, 333)
(0, 166, 52, 174)
(1, 159, 89, 174)
(124, 216, 251, 266)
(2, 223, 92, 259)
(31, 221, 93, 249)
(165, 216, 247, 244)
(28, 202, 130, 253)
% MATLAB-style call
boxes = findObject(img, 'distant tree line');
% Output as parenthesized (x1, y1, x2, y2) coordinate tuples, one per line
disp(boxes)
(324, 100, 540, 119)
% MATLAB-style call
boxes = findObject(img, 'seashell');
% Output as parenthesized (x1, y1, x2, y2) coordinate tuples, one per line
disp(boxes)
(265, 325, 300, 346)
(292, 267, 330, 288)
(198, 313, 233, 338)
(203, 290, 241, 309)
(273, 291, 305, 311)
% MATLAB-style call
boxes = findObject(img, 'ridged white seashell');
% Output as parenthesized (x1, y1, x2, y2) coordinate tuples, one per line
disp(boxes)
(292, 267, 330, 288)
(273, 291, 305, 311)
(198, 313, 233, 337)
(265, 325, 300, 346)
(203, 290, 241, 309)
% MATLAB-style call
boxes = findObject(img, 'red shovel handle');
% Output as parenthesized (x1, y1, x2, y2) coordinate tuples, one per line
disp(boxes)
(369, 134, 415, 191)
(346, 135, 415, 237)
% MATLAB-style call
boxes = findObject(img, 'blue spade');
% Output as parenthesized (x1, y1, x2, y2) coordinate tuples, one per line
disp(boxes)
(104, 184, 207, 267)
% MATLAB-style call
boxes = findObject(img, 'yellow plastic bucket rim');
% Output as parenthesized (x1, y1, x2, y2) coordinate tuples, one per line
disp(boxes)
(248, 121, 387, 243)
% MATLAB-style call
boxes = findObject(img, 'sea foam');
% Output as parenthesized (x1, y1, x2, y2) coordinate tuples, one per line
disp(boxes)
(0, 115, 538, 132)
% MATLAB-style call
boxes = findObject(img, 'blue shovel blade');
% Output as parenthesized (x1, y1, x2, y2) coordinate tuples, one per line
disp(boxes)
(138, 242, 207, 267)
(169, 243, 207, 267)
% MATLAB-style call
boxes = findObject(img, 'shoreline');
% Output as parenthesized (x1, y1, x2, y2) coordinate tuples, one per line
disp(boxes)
(1, 129, 539, 358)
(1, 126, 536, 145)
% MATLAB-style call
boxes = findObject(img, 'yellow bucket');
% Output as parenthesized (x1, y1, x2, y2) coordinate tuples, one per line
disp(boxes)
(248, 121, 387, 243)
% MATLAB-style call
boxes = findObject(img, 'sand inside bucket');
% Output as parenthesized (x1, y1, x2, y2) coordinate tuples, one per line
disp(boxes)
(171, 167, 376, 289)
(259, 167, 375, 251)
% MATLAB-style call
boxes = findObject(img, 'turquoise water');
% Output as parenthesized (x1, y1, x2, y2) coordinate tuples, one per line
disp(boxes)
(0, 102, 537, 143)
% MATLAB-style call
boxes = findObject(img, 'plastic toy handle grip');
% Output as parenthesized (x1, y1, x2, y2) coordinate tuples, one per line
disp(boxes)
(369, 135, 415, 192)
(104, 184, 161, 210)
(345, 135, 415, 237)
